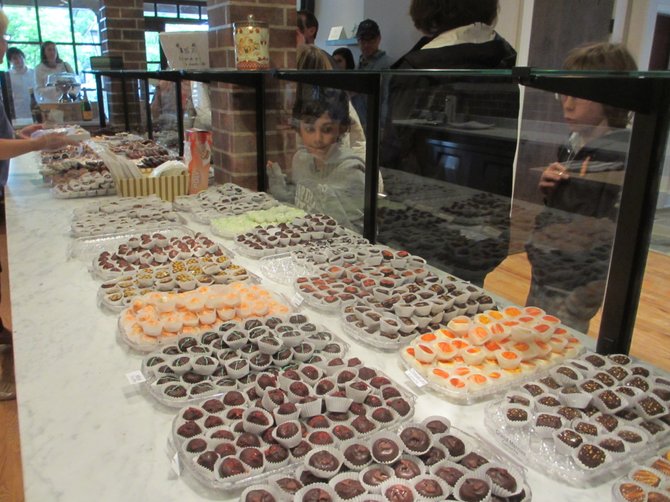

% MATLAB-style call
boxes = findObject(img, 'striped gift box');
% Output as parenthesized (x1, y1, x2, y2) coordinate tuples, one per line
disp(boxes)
(115, 173, 190, 202)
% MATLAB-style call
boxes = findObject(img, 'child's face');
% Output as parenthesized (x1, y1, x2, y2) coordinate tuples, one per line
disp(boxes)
(299, 112, 341, 158)
(560, 95, 608, 133)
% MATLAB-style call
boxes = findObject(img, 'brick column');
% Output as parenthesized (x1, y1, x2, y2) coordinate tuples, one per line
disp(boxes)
(207, 0, 296, 189)
(99, 0, 146, 129)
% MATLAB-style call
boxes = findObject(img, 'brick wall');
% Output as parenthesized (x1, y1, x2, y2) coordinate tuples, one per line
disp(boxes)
(207, 0, 296, 189)
(99, 0, 146, 129)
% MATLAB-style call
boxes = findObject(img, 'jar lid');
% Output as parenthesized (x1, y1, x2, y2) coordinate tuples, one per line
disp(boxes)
(234, 14, 268, 28)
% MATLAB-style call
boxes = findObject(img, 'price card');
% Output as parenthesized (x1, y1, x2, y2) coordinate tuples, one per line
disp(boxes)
(405, 368, 428, 388)
(291, 292, 304, 309)
(125, 370, 147, 385)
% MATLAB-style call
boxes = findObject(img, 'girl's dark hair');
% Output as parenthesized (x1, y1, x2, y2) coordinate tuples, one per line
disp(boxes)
(332, 47, 355, 69)
(293, 88, 351, 130)
(410, 0, 499, 36)
(563, 42, 638, 128)
(6, 47, 25, 61)
(40, 41, 62, 66)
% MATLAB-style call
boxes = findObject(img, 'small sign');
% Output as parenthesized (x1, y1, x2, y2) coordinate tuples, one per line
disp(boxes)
(405, 368, 428, 388)
(126, 370, 147, 385)
(291, 293, 304, 309)
(328, 26, 346, 41)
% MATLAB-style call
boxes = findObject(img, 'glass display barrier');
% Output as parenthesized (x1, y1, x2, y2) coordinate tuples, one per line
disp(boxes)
(89, 68, 670, 360)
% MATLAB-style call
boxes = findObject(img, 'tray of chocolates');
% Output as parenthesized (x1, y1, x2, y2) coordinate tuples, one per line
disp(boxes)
(97, 256, 252, 312)
(294, 246, 433, 314)
(117, 282, 291, 352)
(484, 352, 670, 486)
(240, 417, 532, 501)
(90, 231, 230, 279)
(340, 275, 495, 351)
(233, 214, 366, 259)
(399, 306, 583, 403)
(51, 169, 116, 199)
(69, 225, 194, 262)
(210, 205, 306, 240)
(141, 314, 349, 407)
(612, 447, 670, 502)
(169, 359, 417, 491)
(70, 196, 184, 238)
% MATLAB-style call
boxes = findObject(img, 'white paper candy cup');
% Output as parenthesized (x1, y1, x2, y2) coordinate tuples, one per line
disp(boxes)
(240, 485, 282, 501)
(369, 431, 403, 465)
(241, 407, 274, 435)
(379, 478, 420, 502)
(412, 473, 451, 500)
(453, 474, 492, 502)
(476, 462, 523, 498)
(360, 464, 395, 493)
(302, 447, 344, 479)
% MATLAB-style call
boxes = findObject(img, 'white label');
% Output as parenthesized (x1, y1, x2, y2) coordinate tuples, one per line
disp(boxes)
(291, 293, 304, 309)
(405, 368, 428, 388)
(171, 452, 181, 476)
(328, 26, 345, 41)
(125, 371, 147, 385)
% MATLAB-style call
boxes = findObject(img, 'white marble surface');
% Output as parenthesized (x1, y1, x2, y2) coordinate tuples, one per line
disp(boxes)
(6, 154, 615, 501)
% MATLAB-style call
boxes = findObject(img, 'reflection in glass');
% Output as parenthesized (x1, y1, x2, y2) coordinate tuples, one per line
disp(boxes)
(268, 87, 366, 234)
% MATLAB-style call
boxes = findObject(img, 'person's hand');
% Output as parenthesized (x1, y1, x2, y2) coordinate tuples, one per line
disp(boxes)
(16, 124, 44, 139)
(539, 162, 570, 195)
(33, 132, 81, 151)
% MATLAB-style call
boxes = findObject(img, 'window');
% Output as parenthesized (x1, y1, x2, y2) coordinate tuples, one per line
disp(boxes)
(143, 0, 208, 71)
(1, 0, 102, 92)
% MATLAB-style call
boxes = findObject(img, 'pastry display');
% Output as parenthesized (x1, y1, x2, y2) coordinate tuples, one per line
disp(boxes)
(242, 421, 529, 501)
(170, 360, 415, 490)
(400, 305, 582, 402)
(118, 282, 290, 351)
(485, 351, 670, 485)
(210, 205, 306, 239)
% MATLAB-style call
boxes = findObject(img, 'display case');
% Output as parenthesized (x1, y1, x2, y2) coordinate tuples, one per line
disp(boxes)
(89, 68, 670, 362)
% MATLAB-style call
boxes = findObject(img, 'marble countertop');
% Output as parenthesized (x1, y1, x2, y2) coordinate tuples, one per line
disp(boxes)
(5, 154, 616, 501)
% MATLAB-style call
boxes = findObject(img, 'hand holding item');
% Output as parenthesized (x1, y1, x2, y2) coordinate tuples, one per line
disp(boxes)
(539, 162, 570, 195)
(34, 131, 81, 151)
(16, 124, 44, 139)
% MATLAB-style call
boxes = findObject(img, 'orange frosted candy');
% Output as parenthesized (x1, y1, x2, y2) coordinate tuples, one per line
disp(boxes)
(468, 326, 489, 344)
(452, 340, 469, 350)
(533, 324, 551, 333)
(535, 341, 549, 351)
(452, 356, 465, 364)
(488, 371, 502, 380)
(449, 377, 466, 388)
(418, 344, 434, 355)
(553, 327, 568, 336)
(524, 306, 544, 317)
(514, 342, 530, 352)
(420, 333, 437, 342)
(518, 316, 534, 324)
(438, 329, 457, 339)
(466, 347, 482, 355)
(454, 366, 471, 376)
(501, 351, 519, 360)
(542, 314, 560, 324)
(485, 341, 501, 351)
(468, 374, 487, 385)
(406, 347, 416, 357)
(488, 310, 504, 320)
(432, 368, 450, 379)
(503, 306, 522, 318)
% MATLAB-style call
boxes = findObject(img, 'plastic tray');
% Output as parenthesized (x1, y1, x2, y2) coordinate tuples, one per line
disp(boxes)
(140, 317, 350, 407)
(258, 253, 311, 286)
(68, 225, 194, 262)
(239, 423, 532, 501)
(610, 448, 670, 502)
(71, 212, 186, 238)
(483, 352, 670, 486)
(169, 361, 418, 492)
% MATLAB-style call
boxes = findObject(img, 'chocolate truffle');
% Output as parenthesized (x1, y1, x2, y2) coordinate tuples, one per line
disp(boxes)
(246, 410, 270, 426)
(486, 467, 517, 492)
(204, 415, 224, 429)
(421, 446, 446, 466)
(226, 407, 244, 421)
(424, 419, 449, 434)
(275, 477, 302, 494)
(202, 399, 225, 414)
(364, 395, 383, 407)
(239, 447, 264, 468)
(576, 444, 607, 468)
(177, 421, 202, 438)
(599, 438, 625, 453)
(276, 422, 299, 439)
(186, 438, 207, 453)
(439, 435, 465, 457)
(393, 458, 421, 479)
(384, 484, 414, 502)
(165, 385, 188, 398)
(344, 443, 371, 466)
(307, 415, 330, 429)
(334, 479, 366, 499)
(362, 467, 390, 486)
(372, 438, 400, 463)
(351, 416, 376, 434)
(556, 429, 583, 448)
(197, 451, 218, 470)
(400, 427, 430, 452)
(301, 488, 333, 502)
(223, 391, 246, 406)
(460, 452, 489, 470)
(459, 478, 490, 502)
(290, 441, 312, 458)
(308, 450, 340, 472)
(332, 425, 354, 441)
(218, 457, 246, 477)
(435, 466, 464, 486)
(243, 489, 276, 502)
(236, 432, 261, 448)
(415, 478, 443, 498)
(214, 442, 236, 458)
(371, 407, 394, 423)
(182, 407, 205, 421)
(211, 429, 235, 440)
(387, 398, 411, 416)
(535, 414, 562, 430)
(308, 431, 334, 445)
(264, 444, 289, 463)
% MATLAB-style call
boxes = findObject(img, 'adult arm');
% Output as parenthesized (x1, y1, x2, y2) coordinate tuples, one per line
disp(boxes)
(0, 134, 79, 160)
